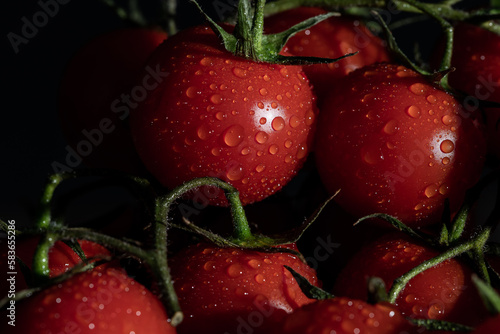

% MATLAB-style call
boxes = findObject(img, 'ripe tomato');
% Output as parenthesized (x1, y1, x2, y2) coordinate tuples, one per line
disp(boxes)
(314, 63, 486, 226)
(169, 242, 320, 333)
(446, 23, 500, 162)
(265, 7, 390, 100)
(130, 25, 318, 205)
(332, 233, 488, 326)
(3, 267, 176, 333)
(58, 27, 167, 174)
(264, 297, 416, 334)
(1, 237, 110, 295)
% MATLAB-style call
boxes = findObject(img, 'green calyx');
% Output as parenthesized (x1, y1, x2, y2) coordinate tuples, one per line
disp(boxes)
(190, 0, 357, 64)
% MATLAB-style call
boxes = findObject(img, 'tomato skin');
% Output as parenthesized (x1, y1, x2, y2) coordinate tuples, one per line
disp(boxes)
(3, 267, 176, 334)
(169, 242, 320, 333)
(58, 28, 167, 174)
(264, 297, 417, 334)
(265, 7, 390, 100)
(446, 23, 500, 161)
(314, 63, 486, 225)
(130, 25, 318, 205)
(333, 233, 488, 326)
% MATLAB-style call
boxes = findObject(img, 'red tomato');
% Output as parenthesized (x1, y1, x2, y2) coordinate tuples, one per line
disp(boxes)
(264, 297, 417, 334)
(169, 242, 320, 333)
(2, 267, 176, 333)
(1, 237, 110, 295)
(130, 25, 318, 205)
(314, 63, 486, 226)
(264, 7, 390, 100)
(58, 27, 167, 174)
(446, 23, 500, 162)
(333, 233, 488, 326)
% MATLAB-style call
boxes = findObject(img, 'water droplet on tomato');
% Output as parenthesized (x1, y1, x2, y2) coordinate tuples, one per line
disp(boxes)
(428, 303, 444, 319)
(255, 131, 269, 144)
(271, 117, 285, 131)
(284, 139, 293, 148)
(284, 154, 293, 163)
(232, 67, 247, 78)
(424, 184, 439, 198)
(271, 102, 278, 109)
(259, 88, 268, 96)
(406, 105, 421, 118)
(210, 94, 223, 105)
(442, 157, 450, 165)
(441, 115, 455, 126)
(405, 294, 416, 303)
(289, 115, 301, 128)
(254, 274, 265, 284)
(247, 259, 261, 269)
(297, 144, 308, 159)
(440, 139, 454, 153)
(280, 68, 289, 78)
(226, 165, 244, 181)
(200, 57, 212, 66)
(409, 83, 426, 96)
(426, 95, 437, 104)
(247, 86, 254, 92)
(383, 119, 399, 135)
(305, 110, 315, 126)
(268, 144, 278, 155)
(211, 147, 221, 156)
(227, 264, 244, 277)
(186, 86, 198, 98)
(276, 94, 283, 101)
(439, 184, 449, 195)
(223, 125, 245, 147)
(197, 125, 209, 140)
(255, 164, 265, 173)
(209, 83, 217, 91)
(203, 261, 216, 271)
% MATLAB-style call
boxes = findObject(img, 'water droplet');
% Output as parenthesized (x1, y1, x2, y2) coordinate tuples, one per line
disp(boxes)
(247, 259, 261, 269)
(442, 157, 450, 165)
(210, 94, 223, 105)
(211, 147, 221, 156)
(232, 67, 247, 78)
(396, 70, 412, 78)
(365, 110, 377, 120)
(271, 117, 285, 131)
(414, 203, 424, 211)
(186, 86, 198, 98)
(255, 131, 269, 144)
(255, 164, 265, 173)
(247, 85, 254, 92)
(227, 264, 244, 277)
(426, 95, 437, 104)
(197, 125, 209, 140)
(439, 184, 449, 195)
(305, 110, 315, 126)
(405, 294, 416, 304)
(424, 184, 439, 198)
(240, 147, 251, 156)
(297, 144, 308, 159)
(361, 93, 376, 103)
(226, 165, 244, 181)
(440, 139, 454, 153)
(409, 83, 426, 96)
(406, 105, 421, 118)
(259, 88, 268, 96)
(284, 154, 294, 163)
(276, 94, 283, 101)
(209, 83, 217, 90)
(254, 274, 265, 284)
(288, 115, 301, 128)
(263, 74, 271, 82)
(203, 261, 216, 271)
(284, 139, 293, 148)
(280, 68, 289, 78)
(383, 119, 399, 135)
(268, 144, 278, 155)
(441, 115, 456, 126)
(428, 303, 444, 319)
(200, 57, 212, 66)
(223, 125, 245, 147)
(215, 111, 225, 120)
(293, 84, 300, 92)
(271, 102, 278, 109)
(220, 84, 228, 91)
(195, 70, 203, 76)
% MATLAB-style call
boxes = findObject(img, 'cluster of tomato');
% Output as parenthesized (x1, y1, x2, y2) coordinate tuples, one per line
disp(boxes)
(2, 1, 500, 333)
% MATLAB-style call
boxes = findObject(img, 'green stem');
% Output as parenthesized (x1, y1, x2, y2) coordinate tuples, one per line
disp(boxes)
(37, 174, 66, 229)
(387, 228, 491, 304)
(32, 233, 56, 283)
(251, 0, 267, 51)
